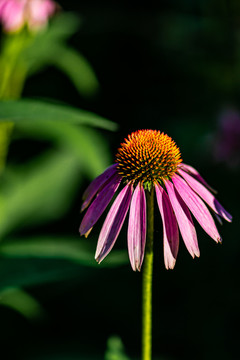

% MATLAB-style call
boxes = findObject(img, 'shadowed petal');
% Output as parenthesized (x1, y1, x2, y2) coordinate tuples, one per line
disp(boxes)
(213, 213, 223, 225)
(178, 169, 232, 222)
(79, 172, 121, 236)
(127, 183, 146, 271)
(95, 183, 133, 263)
(180, 163, 217, 193)
(81, 164, 118, 212)
(172, 174, 222, 243)
(165, 180, 200, 258)
(155, 182, 179, 269)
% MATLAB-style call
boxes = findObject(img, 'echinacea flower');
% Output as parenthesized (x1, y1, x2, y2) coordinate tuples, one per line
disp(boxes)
(79, 129, 232, 271)
(0, 0, 56, 33)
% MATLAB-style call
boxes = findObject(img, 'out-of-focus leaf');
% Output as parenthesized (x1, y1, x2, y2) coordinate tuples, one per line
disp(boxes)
(0, 258, 86, 290)
(0, 237, 128, 267)
(0, 237, 128, 290)
(0, 287, 46, 321)
(46, 13, 81, 41)
(0, 150, 81, 237)
(17, 121, 112, 178)
(0, 99, 117, 131)
(52, 47, 99, 97)
(0, 101, 116, 234)
(21, 13, 81, 69)
(21, 13, 99, 96)
(105, 336, 131, 360)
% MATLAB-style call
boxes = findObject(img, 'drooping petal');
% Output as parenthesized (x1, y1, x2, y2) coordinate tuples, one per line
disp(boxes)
(155, 182, 179, 269)
(95, 183, 133, 263)
(178, 169, 232, 222)
(172, 174, 222, 243)
(81, 164, 118, 212)
(79, 172, 121, 236)
(165, 180, 200, 258)
(180, 163, 217, 193)
(127, 183, 146, 271)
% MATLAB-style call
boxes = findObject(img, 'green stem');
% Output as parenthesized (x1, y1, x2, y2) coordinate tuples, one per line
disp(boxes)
(142, 187, 154, 360)
(0, 122, 14, 174)
(0, 32, 29, 172)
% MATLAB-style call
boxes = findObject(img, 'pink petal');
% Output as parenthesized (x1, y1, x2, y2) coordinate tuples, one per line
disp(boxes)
(79, 172, 121, 236)
(180, 163, 217, 193)
(28, 0, 56, 29)
(0, 0, 25, 32)
(172, 175, 222, 243)
(127, 183, 146, 271)
(81, 164, 118, 212)
(165, 180, 200, 258)
(95, 183, 133, 263)
(178, 169, 232, 222)
(0, 0, 7, 13)
(155, 182, 179, 269)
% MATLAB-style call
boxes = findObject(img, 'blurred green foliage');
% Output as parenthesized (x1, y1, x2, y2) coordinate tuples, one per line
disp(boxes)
(0, 1, 239, 360)
(0, 13, 99, 99)
(105, 336, 130, 360)
(0, 22, 123, 358)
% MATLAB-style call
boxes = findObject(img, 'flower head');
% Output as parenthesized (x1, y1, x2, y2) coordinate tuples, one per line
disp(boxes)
(116, 130, 182, 187)
(0, 0, 57, 33)
(79, 129, 232, 271)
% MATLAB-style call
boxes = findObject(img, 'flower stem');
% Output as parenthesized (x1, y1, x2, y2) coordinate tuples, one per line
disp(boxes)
(0, 32, 29, 173)
(142, 187, 154, 360)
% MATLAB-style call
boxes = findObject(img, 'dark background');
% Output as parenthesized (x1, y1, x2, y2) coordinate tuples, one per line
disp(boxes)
(1, 1, 239, 359)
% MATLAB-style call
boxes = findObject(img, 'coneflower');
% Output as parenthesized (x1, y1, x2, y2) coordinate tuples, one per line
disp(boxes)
(80, 129, 232, 270)
(80, 129, 232, 360)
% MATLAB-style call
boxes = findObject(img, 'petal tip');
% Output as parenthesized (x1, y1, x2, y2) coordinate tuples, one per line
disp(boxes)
(165, 263, 176, 270)
(228, 215, 233, 223)
(136, 263, 142, 272)
(130, 261, 139, 272)
(95, 254, 101, 263)
(84, 228, 92, 238)
(192, 249, 200, 258)
(80, 205, 86, 213)
(79, 224, 92, 237)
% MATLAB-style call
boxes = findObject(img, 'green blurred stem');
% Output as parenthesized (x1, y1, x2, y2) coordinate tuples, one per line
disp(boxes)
(0, 32, 29, 99)
(142, 188, 154, 360)
(0, 122, 14, 174)
(0, 32, 29, 172)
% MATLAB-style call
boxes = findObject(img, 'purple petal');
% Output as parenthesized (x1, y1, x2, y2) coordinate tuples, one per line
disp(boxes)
(179, 163, 217, 193)
(172, 174, 222, 243)
(127, 183, 146, 271)
(95, 183, 133, 263)
(165, 180, 200, 258)
(81, 164, 118, 212)
(155, 182, 179, 269)
(178, 169, 232, 222)
(79, 172, 121, 236)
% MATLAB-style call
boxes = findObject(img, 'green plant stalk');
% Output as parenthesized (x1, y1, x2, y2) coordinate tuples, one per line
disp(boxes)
(0, 32, 29, 172)
(142, 187, 154, 360)
(0, 122, 14, 174)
